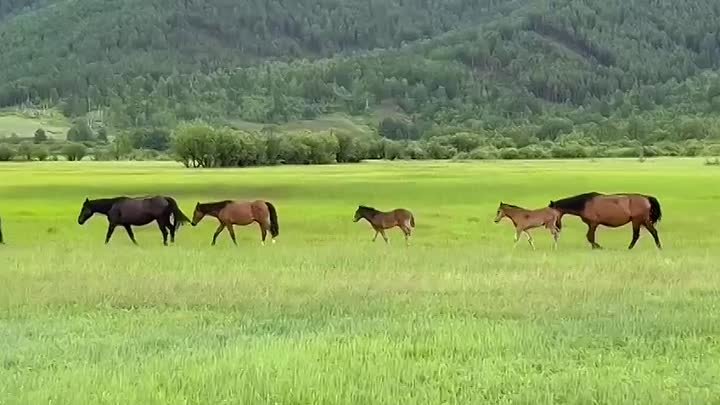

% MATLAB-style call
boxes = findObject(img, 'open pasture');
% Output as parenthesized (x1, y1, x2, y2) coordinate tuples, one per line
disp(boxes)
(1, 159, 720, 404)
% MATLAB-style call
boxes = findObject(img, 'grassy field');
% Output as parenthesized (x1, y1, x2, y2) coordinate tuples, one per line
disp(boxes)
(1, 159, 719, 404)
(0, 111, 70, 139)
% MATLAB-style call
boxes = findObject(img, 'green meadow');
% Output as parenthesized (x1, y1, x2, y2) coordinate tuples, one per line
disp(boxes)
(1, 159, 719, 404)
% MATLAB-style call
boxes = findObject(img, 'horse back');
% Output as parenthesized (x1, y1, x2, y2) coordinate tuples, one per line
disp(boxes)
(392, 208, 413, 223)
(588, 194, 649, 225)
(221, 200, 267, 225)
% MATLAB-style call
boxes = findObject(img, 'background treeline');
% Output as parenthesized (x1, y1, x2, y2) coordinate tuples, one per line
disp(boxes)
(2, 0, 720, 160)
(2, 117, 719, 165)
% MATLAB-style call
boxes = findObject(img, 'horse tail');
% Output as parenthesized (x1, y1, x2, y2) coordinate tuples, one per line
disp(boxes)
(265, 201, 280, 237)
(410, 214, 415, 228)
(166, 197, 191, 230)
(648, 196, 662, 224)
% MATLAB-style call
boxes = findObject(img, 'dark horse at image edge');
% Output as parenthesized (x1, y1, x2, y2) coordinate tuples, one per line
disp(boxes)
(78, 196, 191, 245)
(0, 215, 4, 244)
(549, 192, 662, 250)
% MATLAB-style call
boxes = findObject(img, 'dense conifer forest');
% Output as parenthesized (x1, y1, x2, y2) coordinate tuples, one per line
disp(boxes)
(2, 0, 720, 165)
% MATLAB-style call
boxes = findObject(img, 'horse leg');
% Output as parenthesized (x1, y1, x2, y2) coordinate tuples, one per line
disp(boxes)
(524, 231, 536, 250)
(551, 227, 559, 250)
(227, 224, 238, 246)
(379, 229, 389, 244)
(259, 222, 268, 246)
(628, 221, 641, 250)
(105, 224, 117, 244)
(372, 227, 379, 242)
(586, 223, 601, 249)
(644, 222, 662, 250)
(211, 223, 225, 246)
(156, 221, 169, 246)
(167, 216, 176, 243)
(512, 229, 521, 248)
(402, 226, 411, 246)
(123, 225, 138, 245)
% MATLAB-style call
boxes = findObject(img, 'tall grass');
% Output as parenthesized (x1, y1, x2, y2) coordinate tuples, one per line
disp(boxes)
(1, 159, 719, 404)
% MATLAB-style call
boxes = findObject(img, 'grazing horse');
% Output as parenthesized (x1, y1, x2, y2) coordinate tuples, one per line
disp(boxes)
(494, 202, 561, 250)
(353, 205, 415, 245)
(191, 200, 279, 246)
(78, 196, 190, 245)
(549, 192, 662, 250)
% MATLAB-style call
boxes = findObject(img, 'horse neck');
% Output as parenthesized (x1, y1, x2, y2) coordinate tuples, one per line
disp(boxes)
(361, 209, 379, 223)
(501, 207, 526, 220)
(89, 199, 117, 215)
(198, 204, 223, 218)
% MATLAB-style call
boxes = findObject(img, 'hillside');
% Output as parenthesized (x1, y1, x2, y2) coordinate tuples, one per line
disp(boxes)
(1, 0, 720, 146)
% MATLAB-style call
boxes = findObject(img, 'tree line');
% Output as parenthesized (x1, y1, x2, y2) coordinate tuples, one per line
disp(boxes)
(2, 115, 720, 165)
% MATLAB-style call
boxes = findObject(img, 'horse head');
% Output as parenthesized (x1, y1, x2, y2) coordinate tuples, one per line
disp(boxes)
(78, 198, 94, 225)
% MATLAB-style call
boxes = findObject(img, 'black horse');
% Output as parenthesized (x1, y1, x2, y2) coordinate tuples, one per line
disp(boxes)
(78, 196, 190, 245)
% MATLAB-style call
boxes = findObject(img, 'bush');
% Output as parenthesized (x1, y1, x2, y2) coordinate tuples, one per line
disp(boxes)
(517, 145, 551, 159)
(62, 143, 88, 161)
(425, 140, 456, 159)
(66, 120, 95, 142)
(335, 131, 372, 163)
(551, 143, 589, 158)
(468, 146, 499, 160)
(18, 141, 33, 161)
(33, 145, 49, 161)
(0, 144, 16, 161)
(499, 147, 520, 159)
(129, 128, 171, 150)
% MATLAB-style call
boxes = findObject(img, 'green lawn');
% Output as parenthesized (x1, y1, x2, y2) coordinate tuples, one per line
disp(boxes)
(1, 159, 719, 404)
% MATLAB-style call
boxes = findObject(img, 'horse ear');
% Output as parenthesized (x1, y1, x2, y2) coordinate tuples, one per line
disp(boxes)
(85, 197, 89, 203)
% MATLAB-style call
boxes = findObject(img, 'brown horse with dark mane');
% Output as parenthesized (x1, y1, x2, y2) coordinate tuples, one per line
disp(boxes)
(78, 196, 190, 245)
(353, 205, 415, 245)
(494, 202, 561, 250)
(549, 192, 662, 250)
(191, 200, 279, 246)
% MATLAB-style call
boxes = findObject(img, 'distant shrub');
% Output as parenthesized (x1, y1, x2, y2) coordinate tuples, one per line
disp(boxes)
(62, 142, 88, 161)
(18, 141, 33, 160)
(0, 144, 16, 161)
(499, 147, 520, 160)
(468, 146, 498, 160)
(33, 145, 49, 161)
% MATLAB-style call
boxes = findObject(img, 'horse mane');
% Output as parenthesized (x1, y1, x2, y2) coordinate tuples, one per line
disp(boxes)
(87, 197, 129, 209)
(550, 192, 603, 211)
(358, 205, 379, 213)
(197, 200, 233, 214)
(500, 203, 524, 210)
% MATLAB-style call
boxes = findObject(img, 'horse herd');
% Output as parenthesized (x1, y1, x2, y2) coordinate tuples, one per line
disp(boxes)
(0, 191, 662, 250)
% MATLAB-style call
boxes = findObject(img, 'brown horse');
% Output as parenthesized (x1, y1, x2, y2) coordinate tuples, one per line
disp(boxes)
(494, 202, 561, 250)
(191, 200, 279, 246)
(549, 192, 662, 250)
(353, 205, 415, 245)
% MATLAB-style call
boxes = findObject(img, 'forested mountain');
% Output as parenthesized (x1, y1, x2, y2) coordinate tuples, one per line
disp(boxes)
(2, 0, 720, 147)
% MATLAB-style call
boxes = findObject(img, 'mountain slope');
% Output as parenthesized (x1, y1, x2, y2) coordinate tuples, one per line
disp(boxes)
(1, 0, 720, 145)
